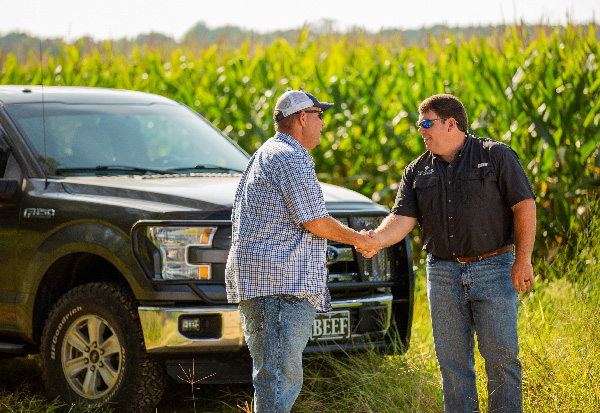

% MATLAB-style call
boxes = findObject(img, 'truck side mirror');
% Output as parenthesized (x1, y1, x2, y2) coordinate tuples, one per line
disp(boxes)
(0, 179, 19, 202)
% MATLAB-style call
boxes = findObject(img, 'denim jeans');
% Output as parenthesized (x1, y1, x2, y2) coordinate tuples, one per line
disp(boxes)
(426, 251, 522, 413)
(239, 295, 316, 413)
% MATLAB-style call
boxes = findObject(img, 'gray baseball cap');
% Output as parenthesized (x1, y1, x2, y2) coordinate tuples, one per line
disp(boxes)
(274, 90, 334, 122)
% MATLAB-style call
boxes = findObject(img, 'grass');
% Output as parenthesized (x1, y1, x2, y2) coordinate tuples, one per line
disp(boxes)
(0, 355, 111, 412)
(520, 279, 600, 411)
(2, 202, 600, 412)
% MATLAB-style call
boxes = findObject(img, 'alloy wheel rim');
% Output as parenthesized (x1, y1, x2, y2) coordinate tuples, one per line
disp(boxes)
(61, 314, 123, 399)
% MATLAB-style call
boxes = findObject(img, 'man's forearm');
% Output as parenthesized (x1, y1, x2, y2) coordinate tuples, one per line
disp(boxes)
(374, 214, 417, 247)
(302, 216, 378, 251)
(511, 198, 536, 262)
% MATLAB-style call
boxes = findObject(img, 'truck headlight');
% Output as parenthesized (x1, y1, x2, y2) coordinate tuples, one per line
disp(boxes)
(147, 226, 217, 280)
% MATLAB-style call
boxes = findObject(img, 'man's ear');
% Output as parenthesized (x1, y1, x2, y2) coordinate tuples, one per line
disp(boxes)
(298, 111, 307, 127)
(448, 117, 457, 131)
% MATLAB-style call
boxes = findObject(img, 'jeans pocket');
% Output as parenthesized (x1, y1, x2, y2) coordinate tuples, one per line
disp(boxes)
(280, 299, 317, 340)
(239, 297, 264, 335)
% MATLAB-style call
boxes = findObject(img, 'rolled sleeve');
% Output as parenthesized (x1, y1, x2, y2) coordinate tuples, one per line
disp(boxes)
(277, 155, 329, 225)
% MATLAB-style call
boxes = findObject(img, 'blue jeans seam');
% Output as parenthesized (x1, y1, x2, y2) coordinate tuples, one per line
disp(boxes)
(277, 298, 284, 410)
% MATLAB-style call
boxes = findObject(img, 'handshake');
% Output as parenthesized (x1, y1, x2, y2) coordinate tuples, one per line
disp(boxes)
(356, 229, 380, 258)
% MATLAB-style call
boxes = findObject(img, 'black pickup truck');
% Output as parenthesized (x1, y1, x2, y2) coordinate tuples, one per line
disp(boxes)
(0, 85, 415, 412)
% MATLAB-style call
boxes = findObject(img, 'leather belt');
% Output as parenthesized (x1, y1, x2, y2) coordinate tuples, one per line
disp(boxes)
(455, 244, 514, 263)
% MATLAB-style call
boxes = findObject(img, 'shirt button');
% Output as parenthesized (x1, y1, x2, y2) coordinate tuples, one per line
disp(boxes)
(448, 199, 452, 203)
(449, 216, 453, 219)
(450, 235, 454, 238)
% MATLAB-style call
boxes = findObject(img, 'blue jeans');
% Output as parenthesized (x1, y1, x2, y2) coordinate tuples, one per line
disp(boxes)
(426, 251, 522, 413)
(239, 295, 316, 413)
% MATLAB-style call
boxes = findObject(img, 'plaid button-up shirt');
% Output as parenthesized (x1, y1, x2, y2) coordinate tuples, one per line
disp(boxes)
(225, 132, 331, 312)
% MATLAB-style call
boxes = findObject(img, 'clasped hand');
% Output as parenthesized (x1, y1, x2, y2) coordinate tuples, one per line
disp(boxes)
(356, 230, 380, 258)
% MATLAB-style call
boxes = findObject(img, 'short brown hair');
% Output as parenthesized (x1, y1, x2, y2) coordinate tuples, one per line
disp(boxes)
(274, 110, 299, 131)
(419, 94, 468, 132)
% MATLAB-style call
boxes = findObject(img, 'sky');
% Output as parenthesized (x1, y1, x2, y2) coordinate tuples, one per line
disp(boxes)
(1, 0, 597, 41)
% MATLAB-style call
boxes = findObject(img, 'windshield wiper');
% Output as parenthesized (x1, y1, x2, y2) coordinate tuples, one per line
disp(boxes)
(55, 165, 168, 175)
(166, 164, 244, 173)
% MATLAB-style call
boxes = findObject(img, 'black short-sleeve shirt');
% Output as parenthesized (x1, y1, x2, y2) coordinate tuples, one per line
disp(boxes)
(391, 134, 535, 259)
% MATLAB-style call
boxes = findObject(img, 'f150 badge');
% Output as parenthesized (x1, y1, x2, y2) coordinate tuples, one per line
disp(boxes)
(23, 208, 56, 219)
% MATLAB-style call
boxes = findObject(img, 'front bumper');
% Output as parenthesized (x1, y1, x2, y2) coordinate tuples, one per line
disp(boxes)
(138, 294, 394, 354)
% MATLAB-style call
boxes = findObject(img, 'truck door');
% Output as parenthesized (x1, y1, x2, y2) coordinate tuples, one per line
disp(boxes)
(0, 130, 23, 329)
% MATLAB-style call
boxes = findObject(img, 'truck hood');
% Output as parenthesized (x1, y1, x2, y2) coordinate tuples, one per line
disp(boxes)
(59, 173, 386, 218)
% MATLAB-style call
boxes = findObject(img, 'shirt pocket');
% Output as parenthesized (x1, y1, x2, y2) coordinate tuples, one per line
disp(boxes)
(459, 168, 500, 207)
(414, 175, 440, 214)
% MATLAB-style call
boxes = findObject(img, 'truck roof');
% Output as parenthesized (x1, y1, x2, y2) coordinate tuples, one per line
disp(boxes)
(0, 85, 178, 106)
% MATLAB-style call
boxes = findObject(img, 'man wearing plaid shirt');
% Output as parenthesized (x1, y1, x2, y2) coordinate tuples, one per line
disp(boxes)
(225, 90, 379, 413)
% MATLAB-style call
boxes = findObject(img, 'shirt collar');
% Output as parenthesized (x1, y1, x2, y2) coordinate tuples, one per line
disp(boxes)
(455, 132, 472, 157)
(274, 131, 312, 159)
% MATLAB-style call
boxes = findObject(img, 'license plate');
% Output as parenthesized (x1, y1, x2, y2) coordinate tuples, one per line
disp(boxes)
(310, 310, 351, 341)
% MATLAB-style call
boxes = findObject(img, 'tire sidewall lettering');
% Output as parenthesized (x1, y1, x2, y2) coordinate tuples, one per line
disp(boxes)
(50, 305, 83, 360)
(103, 346, 126, 404)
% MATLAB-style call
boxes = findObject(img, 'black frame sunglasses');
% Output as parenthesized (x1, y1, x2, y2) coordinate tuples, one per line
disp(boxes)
(297, 110, 323, 120)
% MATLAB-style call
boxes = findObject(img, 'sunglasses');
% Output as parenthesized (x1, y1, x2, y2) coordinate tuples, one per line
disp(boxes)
(416, 118, 447, 128)
(298, 110, 324, 120)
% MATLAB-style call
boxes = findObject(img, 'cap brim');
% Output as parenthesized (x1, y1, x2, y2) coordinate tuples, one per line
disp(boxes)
(305, 92, 334, 111)
(274, 91, 335, 122)
(315, 102, 334, 111)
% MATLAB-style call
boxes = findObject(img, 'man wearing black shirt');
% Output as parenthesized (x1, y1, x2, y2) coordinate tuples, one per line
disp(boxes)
(360, 94, 536, 412)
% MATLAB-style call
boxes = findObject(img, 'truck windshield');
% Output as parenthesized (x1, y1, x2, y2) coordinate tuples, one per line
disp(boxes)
(4, 102, 249, 175)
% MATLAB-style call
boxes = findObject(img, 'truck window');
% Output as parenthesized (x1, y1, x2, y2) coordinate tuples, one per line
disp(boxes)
(0, 135, 22, 181)
(4, 103, 249, 175)
(0, 139, 8, 178)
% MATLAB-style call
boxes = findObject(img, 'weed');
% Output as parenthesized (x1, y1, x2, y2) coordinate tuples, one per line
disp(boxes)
(177, 361, 217, 412)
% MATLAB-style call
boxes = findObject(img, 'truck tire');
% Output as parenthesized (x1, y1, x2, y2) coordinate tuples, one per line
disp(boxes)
(40, 282, 165, 412)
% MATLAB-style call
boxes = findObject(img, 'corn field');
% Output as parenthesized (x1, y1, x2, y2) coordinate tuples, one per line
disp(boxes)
(1, 24, 599, 266)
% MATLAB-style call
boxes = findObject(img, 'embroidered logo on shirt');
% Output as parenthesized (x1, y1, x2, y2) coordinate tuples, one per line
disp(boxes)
(417, 166, 434, 176)
(477, 163, 488, 168)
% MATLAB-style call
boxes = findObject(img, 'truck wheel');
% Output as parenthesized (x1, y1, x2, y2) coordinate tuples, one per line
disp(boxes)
(40, 282, 165, 412)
